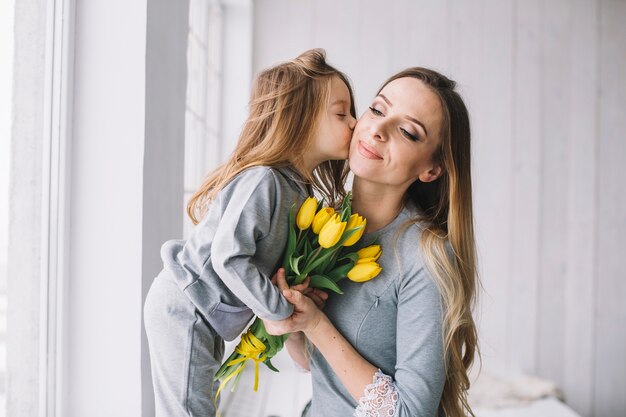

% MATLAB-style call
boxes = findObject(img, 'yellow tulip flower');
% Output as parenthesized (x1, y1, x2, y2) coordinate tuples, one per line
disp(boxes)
(296, 196, 318, 230)
(356, 245, 382, 262)
(312, 207, 335, 234)
(318, 214, 346, 248)
(347, 261, 382, 282)
(342, 214, 367, 247)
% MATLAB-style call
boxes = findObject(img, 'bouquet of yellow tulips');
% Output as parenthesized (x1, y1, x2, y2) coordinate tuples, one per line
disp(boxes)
(214, 193, 382, 397)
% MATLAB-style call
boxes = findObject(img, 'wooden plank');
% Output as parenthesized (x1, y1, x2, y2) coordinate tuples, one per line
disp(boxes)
(253, 0, 314, 72)
(472, 0, 514, 374)
(508, 0, 543, 378)
(563, 1, 598, 415)
(535, 0, 571, 385)
(310, 0, 361, 109)
(352, 0, 395, 112)
(391, 0, 449, 71)
(594, 1, 626, 416)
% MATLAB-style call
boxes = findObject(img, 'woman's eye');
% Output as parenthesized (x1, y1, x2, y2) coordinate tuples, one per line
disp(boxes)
(369, 106, 383, 116)
(401, 128, 419, 142)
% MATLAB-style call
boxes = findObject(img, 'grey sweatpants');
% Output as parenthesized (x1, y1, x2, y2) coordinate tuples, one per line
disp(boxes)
(144, 274, 225, 417)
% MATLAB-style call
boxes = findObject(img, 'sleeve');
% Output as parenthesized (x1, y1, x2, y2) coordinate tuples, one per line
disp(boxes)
(210, 169, 294, 320)
(354, 370, 399, 417)
(355, 267, 446, 417)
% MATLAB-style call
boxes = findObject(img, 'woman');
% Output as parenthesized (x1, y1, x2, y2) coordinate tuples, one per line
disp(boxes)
(264, 67, 478, 417)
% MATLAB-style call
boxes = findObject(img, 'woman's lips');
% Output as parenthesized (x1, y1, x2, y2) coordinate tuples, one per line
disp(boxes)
(358, 141, 383, 160)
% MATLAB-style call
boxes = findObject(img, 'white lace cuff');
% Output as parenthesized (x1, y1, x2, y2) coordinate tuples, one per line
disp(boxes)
(354, 370, 399, 417)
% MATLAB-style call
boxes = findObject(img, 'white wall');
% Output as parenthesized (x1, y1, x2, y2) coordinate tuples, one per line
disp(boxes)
(9, 0, 189, 416)
(69, 0, 188, 415)
(9, 1, 624, 416)
(8, 0, 47, 415)
(69, 1, 148, 413)
(251, 1, 626, 417)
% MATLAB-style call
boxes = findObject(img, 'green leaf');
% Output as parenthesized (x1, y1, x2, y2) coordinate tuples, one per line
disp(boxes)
(295, 229, 308, 253)
(316, 198, 325, 212)
(326, 262, 355, 282)
(339, 252, 359, 263)
(340, 193, 352, 222)
(215, 351, 243, 379)
(294, 273, 311, 285)
(265, 333, 288, 359)
(302, 248, 337, 276)
(305, 245, 321, 266)
(310, 274, 344, 294)
(360, 236, 380, 247)
(231, 367, 244, 392)
(282, 204, 298, 274)
(289, 254, 304, 275)
(304, 237, 313, 258)
(264, 358, 280, 373)
(321, 251, 339, 274)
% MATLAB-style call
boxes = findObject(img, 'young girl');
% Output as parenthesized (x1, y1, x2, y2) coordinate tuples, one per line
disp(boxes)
(143, 49, 356, 417)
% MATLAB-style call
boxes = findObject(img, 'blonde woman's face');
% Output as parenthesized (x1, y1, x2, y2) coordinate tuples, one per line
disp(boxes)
(349, 77, 443, 188)
(309, 76, 356, 163)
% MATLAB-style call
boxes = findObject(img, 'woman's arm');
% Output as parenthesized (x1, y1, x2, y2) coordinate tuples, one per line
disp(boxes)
(268, 269, 328, 372)
(284, 331, 310, 371)
(300, 304, 379, 401)
(264, 267, 446, 417)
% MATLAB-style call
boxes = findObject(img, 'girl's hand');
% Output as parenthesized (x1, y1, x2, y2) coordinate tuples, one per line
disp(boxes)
(271, 268, 328, 309)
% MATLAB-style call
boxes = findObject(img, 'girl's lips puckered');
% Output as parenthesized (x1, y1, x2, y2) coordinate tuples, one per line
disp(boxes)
(358, 141, 383, 160)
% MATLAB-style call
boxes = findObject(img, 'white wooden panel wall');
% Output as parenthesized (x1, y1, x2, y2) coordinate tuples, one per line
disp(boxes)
(596, 2, 626, 416)
(251, 1, 626, 416)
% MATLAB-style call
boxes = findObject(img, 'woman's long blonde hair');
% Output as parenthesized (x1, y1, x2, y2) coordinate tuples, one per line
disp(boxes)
(187, 49, 355, 224)
(382, 68, 479, 416)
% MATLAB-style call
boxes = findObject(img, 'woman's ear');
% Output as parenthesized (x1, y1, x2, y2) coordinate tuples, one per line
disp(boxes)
(418, 163, 443, 183)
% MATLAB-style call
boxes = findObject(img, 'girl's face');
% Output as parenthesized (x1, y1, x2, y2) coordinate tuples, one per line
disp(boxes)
(309, 76, 356, 164)
(349, 77, 444, 188)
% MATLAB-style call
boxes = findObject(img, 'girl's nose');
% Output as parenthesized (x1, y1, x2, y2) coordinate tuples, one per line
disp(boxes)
(349, 116, 357, 130)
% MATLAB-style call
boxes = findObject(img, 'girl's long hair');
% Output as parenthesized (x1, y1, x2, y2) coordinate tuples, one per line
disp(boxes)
(187, 49, 355, 224)
(381, 68, 479, 416)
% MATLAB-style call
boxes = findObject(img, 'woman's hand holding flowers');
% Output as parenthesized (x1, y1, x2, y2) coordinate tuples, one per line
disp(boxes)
(263, 268, 326, 336)
(270, 268, 328, 310)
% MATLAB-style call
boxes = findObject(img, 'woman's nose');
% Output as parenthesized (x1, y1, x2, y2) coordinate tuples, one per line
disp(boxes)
(369, 120, 387, 142)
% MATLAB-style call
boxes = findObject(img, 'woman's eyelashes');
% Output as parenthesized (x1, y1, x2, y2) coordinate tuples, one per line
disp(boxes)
(369, 105, 383, 116)
(369, 105, 420, 142)
(400, 128, 419, 142)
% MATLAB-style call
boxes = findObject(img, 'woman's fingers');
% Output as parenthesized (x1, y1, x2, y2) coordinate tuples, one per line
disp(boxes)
(272, 268, 290, 291)
(311, 288, 328, 300)
(282, 289, 309, 312)
(308, 292, 326, 309)
(290, 276, 310, 293)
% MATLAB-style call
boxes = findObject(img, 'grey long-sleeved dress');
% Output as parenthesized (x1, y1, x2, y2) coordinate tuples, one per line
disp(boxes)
(309, 205, 446, 417)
